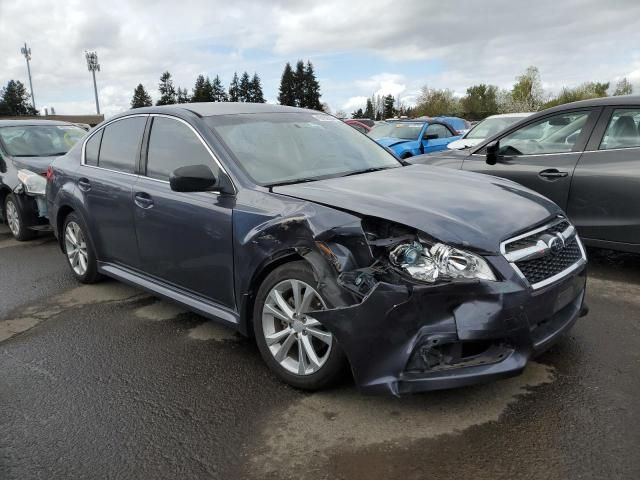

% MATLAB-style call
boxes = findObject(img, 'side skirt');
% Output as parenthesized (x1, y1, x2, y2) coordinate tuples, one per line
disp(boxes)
(98, 262, 240, 328)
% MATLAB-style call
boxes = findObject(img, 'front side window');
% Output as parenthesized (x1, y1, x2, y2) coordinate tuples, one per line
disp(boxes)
(206, 112, 401, 186)
(424, 123, 452, 139)
(498, 111, 591, 156)
(146, 117, 219, 181)
(0, 124, 85, 157)
(599, 109, 640, 150)
(98, 117, 147, 173)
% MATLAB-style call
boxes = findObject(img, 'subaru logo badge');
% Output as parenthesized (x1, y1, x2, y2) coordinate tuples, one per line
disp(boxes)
(547, 233, 565, 255)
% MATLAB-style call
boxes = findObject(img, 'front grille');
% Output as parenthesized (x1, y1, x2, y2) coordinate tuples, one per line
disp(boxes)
(502, 218, 585, 289)
(515, 238, 582, 285)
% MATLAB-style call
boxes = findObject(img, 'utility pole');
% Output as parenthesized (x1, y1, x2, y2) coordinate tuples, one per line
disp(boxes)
(20, 42, 36, 111)
(85, 51, 101, 115)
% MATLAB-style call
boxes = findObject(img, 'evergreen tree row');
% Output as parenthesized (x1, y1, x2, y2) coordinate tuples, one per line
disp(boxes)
(277, 60, 322, 110)
(131, 71, 266, 108)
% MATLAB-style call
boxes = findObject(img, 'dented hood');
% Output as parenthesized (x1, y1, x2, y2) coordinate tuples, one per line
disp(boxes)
(273, 165, 561, 253)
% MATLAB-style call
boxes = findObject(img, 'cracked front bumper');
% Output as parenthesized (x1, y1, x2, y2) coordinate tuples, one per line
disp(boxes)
(313, 255, 587, 395)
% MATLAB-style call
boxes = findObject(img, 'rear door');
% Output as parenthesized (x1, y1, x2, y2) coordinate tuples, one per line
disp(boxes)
(462, 108, 600, 211)
(567, 106, 640, 245)
(422, 123, 457, 154)
(79, 115, 147, 268)
(133, 115, 236, 308)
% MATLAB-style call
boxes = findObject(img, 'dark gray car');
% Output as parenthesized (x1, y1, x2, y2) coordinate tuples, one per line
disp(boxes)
(411, 96, 640, 253)
(47, 103, 588, 395)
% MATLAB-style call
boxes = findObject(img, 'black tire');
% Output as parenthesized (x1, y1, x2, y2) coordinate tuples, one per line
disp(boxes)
(62, 212, 102, 284)
(253, 261, 346, 391)
(4, 194, 37, 241)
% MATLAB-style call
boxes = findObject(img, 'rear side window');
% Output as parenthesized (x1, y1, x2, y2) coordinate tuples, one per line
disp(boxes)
(84, 129, 103, 166)
(98, 117, 146, 173)
(600, 109, 640, 150)
(146, 117, 219, 181)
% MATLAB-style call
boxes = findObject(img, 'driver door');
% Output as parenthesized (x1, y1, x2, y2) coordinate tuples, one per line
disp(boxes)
(422, 123, 457, 154)
(462, 109, 600, 211)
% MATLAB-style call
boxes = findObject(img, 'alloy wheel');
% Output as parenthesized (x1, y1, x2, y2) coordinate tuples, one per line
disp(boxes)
(262, 279, 333, 376)
(64, 221, 89, 276)
(6, 200, 20, 237)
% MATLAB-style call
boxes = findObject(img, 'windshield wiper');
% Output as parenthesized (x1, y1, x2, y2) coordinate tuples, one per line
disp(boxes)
(340, 167, 391, 177)
(266, 177, 321, 188)
(12, 152, 67, 157)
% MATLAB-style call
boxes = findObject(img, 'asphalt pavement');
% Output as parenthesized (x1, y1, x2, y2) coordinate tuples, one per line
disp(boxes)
(1, 224, 639, 479)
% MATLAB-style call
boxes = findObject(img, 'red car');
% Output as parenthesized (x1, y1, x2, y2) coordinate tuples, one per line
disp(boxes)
(344, 119, 372, 134)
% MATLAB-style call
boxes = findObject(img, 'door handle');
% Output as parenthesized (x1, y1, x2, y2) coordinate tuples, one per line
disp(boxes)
(77, 177, 91, 192)
(134, 192, 154, 209)
(538, 169, 568, 180)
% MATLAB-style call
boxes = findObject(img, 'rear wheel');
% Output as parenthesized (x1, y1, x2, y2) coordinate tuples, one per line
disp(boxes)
(4, 194, 36, 241)
(62, 212, 102, 284)
(253, 262, 346, 390)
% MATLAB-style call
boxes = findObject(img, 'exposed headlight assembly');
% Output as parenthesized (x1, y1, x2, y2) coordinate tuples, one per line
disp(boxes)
(17, 169, 47, 196)
(389, 241, 496, 283)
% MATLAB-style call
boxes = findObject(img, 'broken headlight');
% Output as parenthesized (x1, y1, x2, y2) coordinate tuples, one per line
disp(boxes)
(389, 241, 496, 283)
(17, 169, 46, 196)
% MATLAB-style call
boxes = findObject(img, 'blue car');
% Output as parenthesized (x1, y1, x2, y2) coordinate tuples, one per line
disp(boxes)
(368, 120, 461, 159)
(432, 116, 471, 134)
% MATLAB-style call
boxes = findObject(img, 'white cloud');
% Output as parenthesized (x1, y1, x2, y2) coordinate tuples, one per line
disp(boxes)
(0, 0, 639, 115)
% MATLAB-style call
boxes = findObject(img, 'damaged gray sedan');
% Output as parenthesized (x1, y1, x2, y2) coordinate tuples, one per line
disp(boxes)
(47, 103, 588, 395)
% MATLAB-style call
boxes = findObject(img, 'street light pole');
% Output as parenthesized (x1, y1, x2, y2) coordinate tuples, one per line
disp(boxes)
(20, 42, 36, 111)
(85, 51, 101, 115)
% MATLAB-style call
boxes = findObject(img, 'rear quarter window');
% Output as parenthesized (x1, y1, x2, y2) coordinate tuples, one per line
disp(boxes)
(84, 130, 103, 166)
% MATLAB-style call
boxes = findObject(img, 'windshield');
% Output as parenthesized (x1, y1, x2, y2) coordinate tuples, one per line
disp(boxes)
(465, 116, 525, 140)
(383, 122, 424, 140)
(206, 112, 401, 186)
(367, 123, 393, 139)
(0, 125, 86, 157)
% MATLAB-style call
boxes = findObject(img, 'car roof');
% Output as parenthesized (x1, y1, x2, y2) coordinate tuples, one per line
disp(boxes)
(486, 112, 534, 119)
(0, 119, 78, 127)
(116, 102, 313, 118)
(542, 95, 640, 113)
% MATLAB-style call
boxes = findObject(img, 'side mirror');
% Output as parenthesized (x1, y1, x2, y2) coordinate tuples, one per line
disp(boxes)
(486, 140, 500, 165)
(169, 164, 217, 192)
(423, 133, 439, 141)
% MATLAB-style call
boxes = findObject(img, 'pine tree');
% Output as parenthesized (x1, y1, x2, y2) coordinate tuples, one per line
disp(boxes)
(293, 60, 305, 107)
(383, 95, 395, 119)
(364, 98, 374, 119)
(238, 72, 251, 102)
(278, 62, 296, 106)
(130, 84, 152, 108)
(351, 108, 364, 119)
(176, 87, 191, 104)
(192, 74, 209, 102)
(156, 71, 176, 105)
(249, 73, 265, 103)
(211, 75, 228, 102)
(301, 61, 322, 110)
(203, 77, 215, 101)
(0, 80, 38, 115)
(228, 72, 240, 102)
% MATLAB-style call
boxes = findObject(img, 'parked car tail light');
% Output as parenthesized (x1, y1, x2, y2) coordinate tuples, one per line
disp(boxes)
(46, 165, 54, 182)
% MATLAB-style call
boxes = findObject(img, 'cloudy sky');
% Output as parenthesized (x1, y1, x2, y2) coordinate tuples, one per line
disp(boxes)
(1, 0, 639, 117)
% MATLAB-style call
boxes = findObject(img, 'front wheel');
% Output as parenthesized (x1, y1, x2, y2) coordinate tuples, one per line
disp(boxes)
(4, 194, 37, 241)
(253, 262, 346, 390)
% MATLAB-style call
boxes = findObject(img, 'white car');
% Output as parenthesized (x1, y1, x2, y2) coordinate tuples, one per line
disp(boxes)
(447, 113, 534, 150)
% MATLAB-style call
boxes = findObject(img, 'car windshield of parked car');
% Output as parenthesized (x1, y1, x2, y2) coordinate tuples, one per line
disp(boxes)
(367, 123, 393, 139)
(384, 122, 424, 140)
(465, 116, 523, 140)
(498, 112, 590, 156)
(0, 125, 86, 157)
(206, 112, 401, 186)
